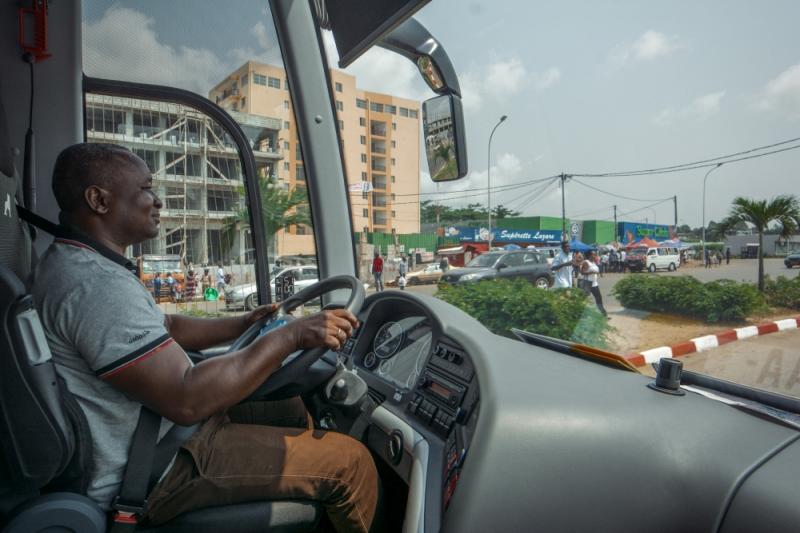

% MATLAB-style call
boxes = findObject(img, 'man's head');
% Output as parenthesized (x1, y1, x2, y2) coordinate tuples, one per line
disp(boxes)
(154, 272, 160, 278)
(374, 251, 380, 257)
(52, 143, 162, 245)
(561, 241, 571, 253)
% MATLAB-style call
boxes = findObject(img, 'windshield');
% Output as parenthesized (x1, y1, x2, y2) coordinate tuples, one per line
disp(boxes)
(82, 1, 800, 401)
(466, 253, 502, 268)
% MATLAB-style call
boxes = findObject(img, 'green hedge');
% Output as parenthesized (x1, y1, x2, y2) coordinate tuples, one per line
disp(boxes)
(612, 275, 766, 323)
(764, 275, 800, 310)
(436, 279, 610, 347)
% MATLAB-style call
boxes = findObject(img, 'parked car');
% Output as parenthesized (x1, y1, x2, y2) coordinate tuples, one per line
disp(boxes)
(406, 263, 444, 285)
(527, 245, 561, 265)
(439, 250, 553, 289)
(785, 253, 800, 268)
(225, 265, 319, 310)
(626, 246, 680, 272)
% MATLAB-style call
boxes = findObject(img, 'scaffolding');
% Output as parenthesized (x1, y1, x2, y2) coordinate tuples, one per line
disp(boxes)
(85, 94, 282, 267)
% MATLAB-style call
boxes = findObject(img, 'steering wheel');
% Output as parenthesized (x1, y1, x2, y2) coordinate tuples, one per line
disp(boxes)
(228, 274, 365, 399)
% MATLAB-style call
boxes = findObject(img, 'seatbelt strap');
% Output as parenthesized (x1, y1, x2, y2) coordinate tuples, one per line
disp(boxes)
(110, 407, 161, 533)
(16, 203, 60, 237)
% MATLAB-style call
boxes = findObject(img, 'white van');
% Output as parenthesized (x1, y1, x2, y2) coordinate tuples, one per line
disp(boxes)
(528, 245, 561, 265)
(626, 247, 680, 272)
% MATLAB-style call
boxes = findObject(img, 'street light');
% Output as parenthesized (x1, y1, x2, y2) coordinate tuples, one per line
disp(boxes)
(702, 163, 723, 264)
(487, 115, 508, 250)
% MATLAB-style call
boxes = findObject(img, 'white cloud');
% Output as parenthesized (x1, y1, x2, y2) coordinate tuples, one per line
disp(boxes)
(757, 63, 800, 120)
(653, 91, 725, 126)
(321, 32, 429, 102)
(484, 58, 529, 98)
(83, 7, 227, 95)
(609, 30, 682, 68)
(460, 59, 559, 111)
(251, 21, 272, 50)
(83, 6, 283, 95)
(533, 67, 561, 90)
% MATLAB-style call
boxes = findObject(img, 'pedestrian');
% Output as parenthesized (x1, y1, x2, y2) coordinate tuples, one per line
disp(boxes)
(620, 249, 627, 273)
(201, 268, 212, 294)
(439, 255, 449, 272)
(551, 241, 574, 289)
(398, 256, 407, 291)
(725, 247, 731, 265)
(599, 252, 607, 277)
(372, 250, 384, 292)
(216, 265, 226, 293)
(704, 249, 711, 269)
(581, 251, 608, 316)
(166, 272, 177, 303)
(152, 272, 162, 301)
(184, 269, 197, 301)
(609, 248, 618, 273)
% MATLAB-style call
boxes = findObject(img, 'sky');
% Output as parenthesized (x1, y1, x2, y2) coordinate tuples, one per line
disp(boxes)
(82, 0, 800, 227)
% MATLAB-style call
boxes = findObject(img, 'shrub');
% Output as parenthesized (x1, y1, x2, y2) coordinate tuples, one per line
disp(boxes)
(764, 275, 800, 310)
(436, 279, 611, 347)
(612, 275, 766, 323)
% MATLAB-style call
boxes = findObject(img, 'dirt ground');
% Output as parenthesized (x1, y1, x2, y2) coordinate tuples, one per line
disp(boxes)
(606, 308, 799, 356)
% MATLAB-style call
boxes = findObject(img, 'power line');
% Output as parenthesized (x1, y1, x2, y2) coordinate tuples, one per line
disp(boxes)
(514, 178, 561, 212)
(616, 197, 673, 219)
(393, 174, 560, 198)
(567, 204, 616, 219)
(569, 142, 800, 178)
(570, 178, 673, 202)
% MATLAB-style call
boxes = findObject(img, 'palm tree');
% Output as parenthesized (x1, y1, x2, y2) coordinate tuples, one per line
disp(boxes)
(720, 195, 799, 291)
(222, 175, 311, 261)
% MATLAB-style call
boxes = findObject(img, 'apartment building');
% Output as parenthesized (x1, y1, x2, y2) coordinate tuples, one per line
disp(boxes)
(210, 61, 421, 255)
(85, 93, 282, 265)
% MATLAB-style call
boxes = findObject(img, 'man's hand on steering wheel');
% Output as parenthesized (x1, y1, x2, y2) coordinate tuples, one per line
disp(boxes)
(243, 303, 280, 328)
(286, 310, 359, 352)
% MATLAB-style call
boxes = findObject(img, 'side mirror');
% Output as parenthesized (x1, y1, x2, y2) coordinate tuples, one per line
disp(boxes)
(496, 262, 508, 270)
(423, 94, 467, 182)
(377, 18, 468, 182)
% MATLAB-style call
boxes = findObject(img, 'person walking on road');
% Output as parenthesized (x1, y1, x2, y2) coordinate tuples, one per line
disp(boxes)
(398, 255, 407, 291)
(619, 250, 627, 273)
(372, 250, 384, 292)
(216, 265, 226, 293)
(551, 241, 574, 289)
(725, 247, 731, 265)
(581, 251, 608, 316)
(439, 255, 449, 272)
(152, 272, 162, 301)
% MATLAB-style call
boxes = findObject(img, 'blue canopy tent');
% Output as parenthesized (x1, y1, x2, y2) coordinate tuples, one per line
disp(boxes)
(569, 237, 594, 253)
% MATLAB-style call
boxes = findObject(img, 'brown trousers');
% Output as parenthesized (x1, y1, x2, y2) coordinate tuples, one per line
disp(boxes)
(142, 399, 378, 533)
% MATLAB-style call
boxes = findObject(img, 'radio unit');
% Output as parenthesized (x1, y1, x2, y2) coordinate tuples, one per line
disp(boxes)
(408, 370, 466, 436)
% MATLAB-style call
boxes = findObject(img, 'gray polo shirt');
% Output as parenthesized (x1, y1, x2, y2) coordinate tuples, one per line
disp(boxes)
(31, 231, 178, 509)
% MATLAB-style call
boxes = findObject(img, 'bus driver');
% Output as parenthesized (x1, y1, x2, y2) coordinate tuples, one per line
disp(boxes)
(31, 143, 378, 532)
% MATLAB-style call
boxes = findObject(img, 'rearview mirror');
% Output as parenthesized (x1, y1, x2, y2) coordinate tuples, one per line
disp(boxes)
(423, 94, 467, 182)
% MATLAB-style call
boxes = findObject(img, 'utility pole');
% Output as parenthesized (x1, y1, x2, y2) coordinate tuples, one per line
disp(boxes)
(673, 195, 678, 229)
(560, 173, 567, 241)
(487, 115, 508, 251)
(613, 205, 618, 243)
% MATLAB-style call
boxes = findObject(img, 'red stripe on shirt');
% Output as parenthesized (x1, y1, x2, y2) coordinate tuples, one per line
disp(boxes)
(99, 337, 176, 380)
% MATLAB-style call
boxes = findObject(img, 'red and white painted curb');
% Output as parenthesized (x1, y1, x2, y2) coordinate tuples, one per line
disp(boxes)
(625, 316, 800, 368)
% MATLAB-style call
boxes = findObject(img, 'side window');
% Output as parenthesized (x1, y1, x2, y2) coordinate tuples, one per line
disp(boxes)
(504, 254, 524, 267)
(82, 4, 320, 313)
(302, 268, 318, 281)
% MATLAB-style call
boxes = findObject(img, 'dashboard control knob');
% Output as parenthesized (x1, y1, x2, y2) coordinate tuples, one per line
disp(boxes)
(330, 378, 349, 402)
(387, 430, 404, 465)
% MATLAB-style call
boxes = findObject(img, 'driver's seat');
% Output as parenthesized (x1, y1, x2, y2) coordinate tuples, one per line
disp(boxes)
(0, 94, 321, 532)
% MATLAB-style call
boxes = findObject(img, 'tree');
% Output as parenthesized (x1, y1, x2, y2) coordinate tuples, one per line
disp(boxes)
(720, 195, 799, 291)
(491, 204, 521, 219)
(223, 176, 311, 260)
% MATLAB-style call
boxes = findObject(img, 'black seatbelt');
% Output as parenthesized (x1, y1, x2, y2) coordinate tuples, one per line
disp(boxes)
(16, 203, 59, 237)
(110, 407, 161, 532)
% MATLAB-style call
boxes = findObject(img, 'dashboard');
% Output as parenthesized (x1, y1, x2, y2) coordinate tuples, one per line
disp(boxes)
(336, 294, 480, 524)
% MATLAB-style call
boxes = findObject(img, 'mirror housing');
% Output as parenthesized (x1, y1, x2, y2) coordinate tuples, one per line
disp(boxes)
(378, 18, 468, 182)
(496, 262, 508, 270)
(423, 94, 467, 182)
